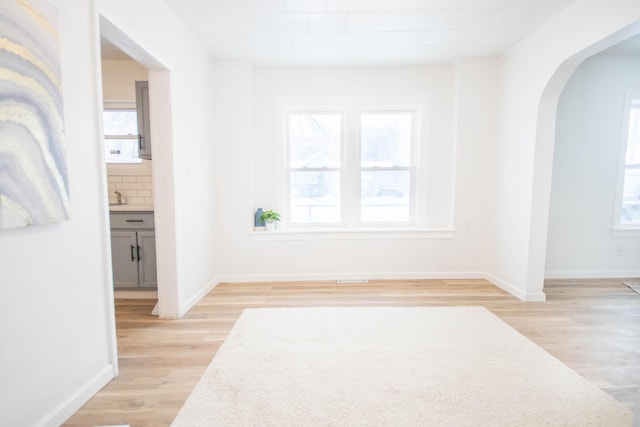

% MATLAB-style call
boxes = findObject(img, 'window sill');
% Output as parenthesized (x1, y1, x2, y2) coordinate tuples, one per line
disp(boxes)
(611, 227, 640, 238)
(249, 228, 456, 241)
(107, 159, 153, 175)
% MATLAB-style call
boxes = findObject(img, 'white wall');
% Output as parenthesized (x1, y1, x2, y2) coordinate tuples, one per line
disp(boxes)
(546, 56, 640, 277)
(212, 62, 498, 281)
(253, 66, 454, 229)
(452, 60, 499, 274)
(0, 1, 116, 425)
(101, 59, 147, 102)
(0, 0, 220, 424)
(490, 0, 640, 301)
(97, 0, 219, 317)
(210, 63, 254, 277)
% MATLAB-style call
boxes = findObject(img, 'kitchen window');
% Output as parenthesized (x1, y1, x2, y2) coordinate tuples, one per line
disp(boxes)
(103, 109, 141, 164)
(285, 106, 418, 228)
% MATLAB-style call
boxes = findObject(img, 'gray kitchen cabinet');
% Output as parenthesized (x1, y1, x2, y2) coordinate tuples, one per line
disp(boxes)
(110, 231, 139, 288)
(110, 212, 157, 289)
(135, 80, 152, 160)
(137, 230, 157, 288)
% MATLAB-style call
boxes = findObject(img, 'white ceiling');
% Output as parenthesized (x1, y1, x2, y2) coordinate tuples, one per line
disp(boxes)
(160, 0, 579, 66)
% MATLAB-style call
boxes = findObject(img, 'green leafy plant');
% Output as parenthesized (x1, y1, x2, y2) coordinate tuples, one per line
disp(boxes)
(260, 210, 281, 223)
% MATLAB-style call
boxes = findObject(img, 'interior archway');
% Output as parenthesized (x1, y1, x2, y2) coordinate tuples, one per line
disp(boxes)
(532, 22, 640, 294)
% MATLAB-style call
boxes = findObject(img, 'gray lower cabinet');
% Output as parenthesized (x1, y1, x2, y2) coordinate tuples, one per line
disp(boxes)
(110, 212, 157, 289)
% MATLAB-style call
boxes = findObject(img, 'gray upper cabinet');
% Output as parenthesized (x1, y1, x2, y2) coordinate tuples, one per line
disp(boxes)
(136, 80, 152, 160)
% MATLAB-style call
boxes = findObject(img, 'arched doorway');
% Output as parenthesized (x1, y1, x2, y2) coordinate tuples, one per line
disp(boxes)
(531, 23, 640, 294)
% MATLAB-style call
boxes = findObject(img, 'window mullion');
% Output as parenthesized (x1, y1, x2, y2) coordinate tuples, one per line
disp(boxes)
(289, 167, 340, 172)
(360, 167, 412, 172)
(105, 135, 138, 139)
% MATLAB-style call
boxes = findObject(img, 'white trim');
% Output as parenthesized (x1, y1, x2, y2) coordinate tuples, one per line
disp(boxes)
(91, 3, 120, 399)
(37, 365, 114, 427)
(611, 227, 640, 238)
(216, 271, 486, 284)
(612, 91, 640, 229)
(103, 95, 135, 111)
(215, 272, 544, 302)
(114, 290, 158, 299)
(176, 277, 221, 319)
(249, 228, 456, 241)
(106, 158, 152, 175)
(545, 270, 640, 279)
(279, 100, 425, 230)
(147, 69, 180, 320)
(484, 274, 547, 302)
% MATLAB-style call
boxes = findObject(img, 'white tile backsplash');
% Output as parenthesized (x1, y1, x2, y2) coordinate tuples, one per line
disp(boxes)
(106, 160, 154, 207)
(108, 174, 154, 206)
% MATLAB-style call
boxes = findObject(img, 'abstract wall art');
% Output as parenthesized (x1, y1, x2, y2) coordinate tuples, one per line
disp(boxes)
(0, 0, 69, 229)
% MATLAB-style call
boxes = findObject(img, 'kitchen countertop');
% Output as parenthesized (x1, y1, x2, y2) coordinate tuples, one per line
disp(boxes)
(109, 204, 154, 212)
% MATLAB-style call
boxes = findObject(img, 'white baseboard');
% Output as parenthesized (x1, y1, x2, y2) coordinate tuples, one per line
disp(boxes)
(178, 277, 221, 318)
(178, 273, 492, 317)
(215, 271, 547, 302)
(166, 272, 550, 318)
(215, 271, 487, 284)
(38, 364, 114, 427)
(545, 270, 640, 279)
(114, 290, 158, 299)
(483, 273, 546, 302)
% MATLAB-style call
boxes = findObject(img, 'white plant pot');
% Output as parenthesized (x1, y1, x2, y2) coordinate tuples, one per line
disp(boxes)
(265, 221, 277, 232)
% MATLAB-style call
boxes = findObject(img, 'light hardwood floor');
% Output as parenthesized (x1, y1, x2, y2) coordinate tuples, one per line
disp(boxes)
(63, 279, 640, 427)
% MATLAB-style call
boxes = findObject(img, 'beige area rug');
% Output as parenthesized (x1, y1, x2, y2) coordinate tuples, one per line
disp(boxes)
(171, 307, 633, 426)
(624, 281, 640, 295)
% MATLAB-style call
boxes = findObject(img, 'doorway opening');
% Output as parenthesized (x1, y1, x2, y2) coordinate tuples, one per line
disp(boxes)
(535, 23, 640, 293)
(98, 16, 179, 322)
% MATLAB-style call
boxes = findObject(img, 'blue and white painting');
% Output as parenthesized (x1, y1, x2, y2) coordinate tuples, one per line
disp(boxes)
(0, 0, 68, 229)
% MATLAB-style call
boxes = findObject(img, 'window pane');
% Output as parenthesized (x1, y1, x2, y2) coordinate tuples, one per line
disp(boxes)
(361, 113, 412, 167)
(105, 138, 141, 163)
(103, 110, 138, 136)
(289, 113, 341, 168)
(361, 171, 410, 223)
(621, 168, 640, 224)
(290, 171, 340, 223)
(627, 108, 640, 165)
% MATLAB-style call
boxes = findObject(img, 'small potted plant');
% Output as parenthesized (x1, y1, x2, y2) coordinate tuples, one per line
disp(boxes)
(260, 210, 281, 231)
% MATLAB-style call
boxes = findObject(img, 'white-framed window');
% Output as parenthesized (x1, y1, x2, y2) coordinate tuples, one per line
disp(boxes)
(614, 93, 640, 229)
(284, 105, 418, 228)
(103, 108, 141, 164)
(359, 111, 414, 224)
(287, 110, 343, 224)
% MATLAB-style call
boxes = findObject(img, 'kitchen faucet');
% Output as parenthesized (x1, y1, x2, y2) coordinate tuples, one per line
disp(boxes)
(114, 190, 122, 205)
